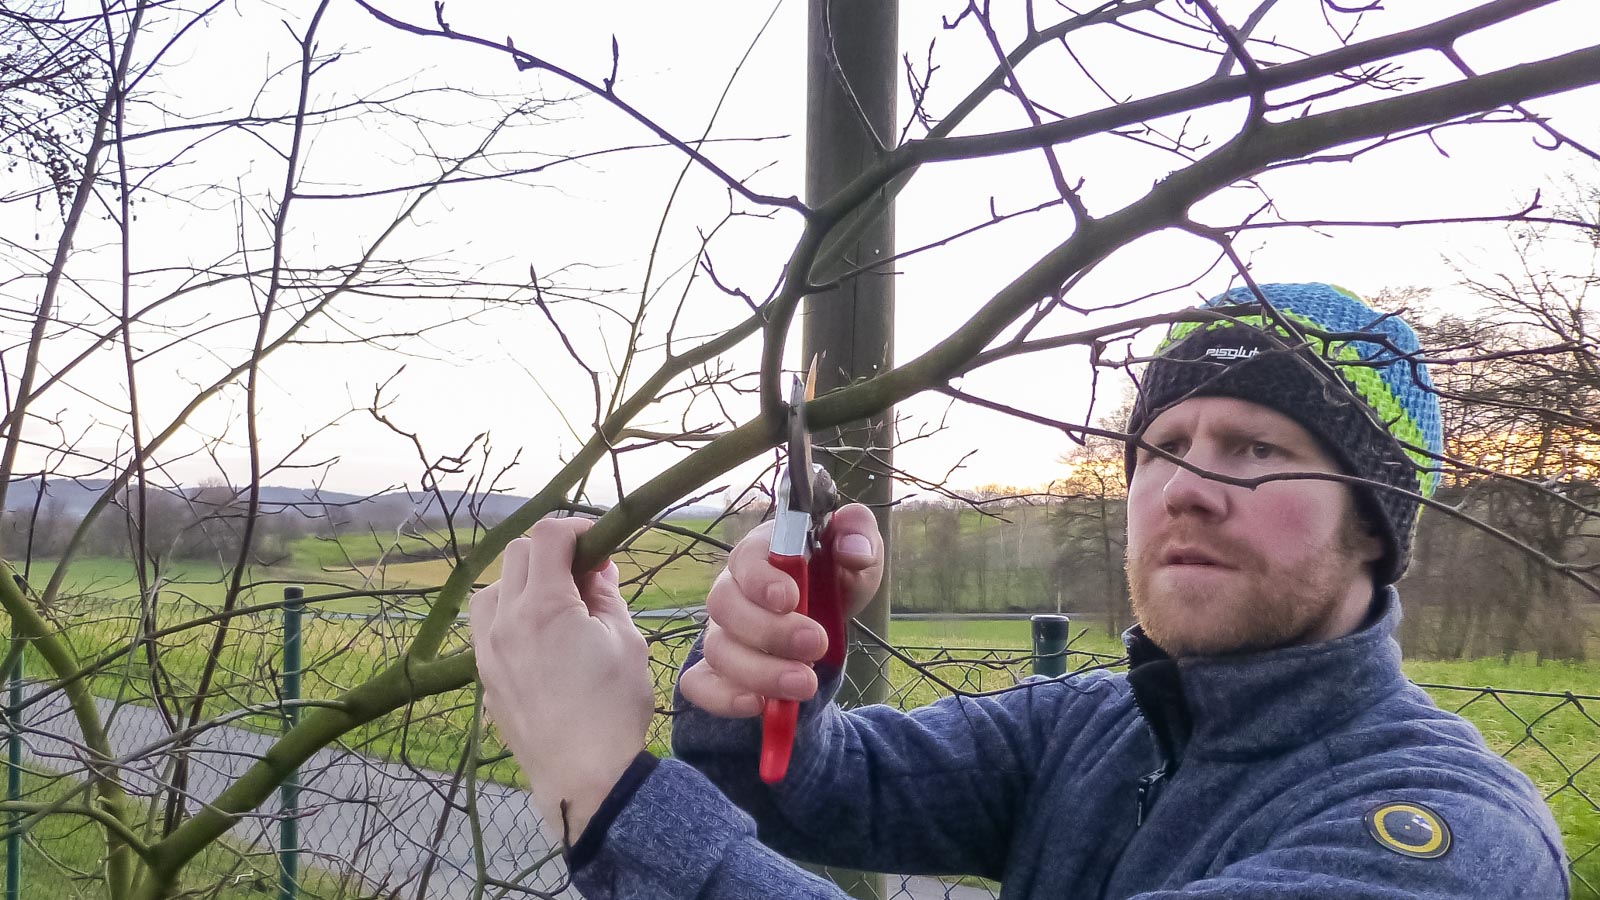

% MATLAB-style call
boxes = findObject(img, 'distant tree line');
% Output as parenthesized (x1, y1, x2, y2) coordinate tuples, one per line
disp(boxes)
(3, 481, 300, 563)
(875, 485, 1598, 663)
(1390, 264, 1600, 663)
(0, 479, 464, 566)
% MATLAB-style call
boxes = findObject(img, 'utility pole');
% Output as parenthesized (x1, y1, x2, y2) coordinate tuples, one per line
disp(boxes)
(802, 1, 896, 896)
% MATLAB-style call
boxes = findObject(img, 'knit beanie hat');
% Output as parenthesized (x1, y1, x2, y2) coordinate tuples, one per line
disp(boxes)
(1123, 283, 1443, 585)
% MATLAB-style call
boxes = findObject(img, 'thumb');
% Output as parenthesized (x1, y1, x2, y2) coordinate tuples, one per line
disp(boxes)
(827, 503, 884, 617)
(579, 559, 632, 630)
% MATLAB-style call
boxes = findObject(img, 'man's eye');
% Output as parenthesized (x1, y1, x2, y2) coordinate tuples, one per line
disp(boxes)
(1135, 440, 1180, 465)
(1248, 441, 1279, 460)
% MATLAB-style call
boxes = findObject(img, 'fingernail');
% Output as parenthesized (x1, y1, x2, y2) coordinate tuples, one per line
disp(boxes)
(779, 670, 812, 699)
(735, 693, 762, 715)
(838, 533, 872, 558)
(791, 629, 822, 659)
(766, 583, 794, 612)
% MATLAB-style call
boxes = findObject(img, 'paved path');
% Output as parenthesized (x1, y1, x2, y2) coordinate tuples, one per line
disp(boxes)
(14, 687, 992, 899)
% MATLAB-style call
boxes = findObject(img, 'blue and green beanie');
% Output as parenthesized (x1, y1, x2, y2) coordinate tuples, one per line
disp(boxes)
(1124, 283, 1444, 585)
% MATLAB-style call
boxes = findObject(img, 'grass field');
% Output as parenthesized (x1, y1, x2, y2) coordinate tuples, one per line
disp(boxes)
(11, 538, 1600, 897)
(20, 518, 728, 615)
(6, 521, 729, 784)
(9, 611, 1600, 897)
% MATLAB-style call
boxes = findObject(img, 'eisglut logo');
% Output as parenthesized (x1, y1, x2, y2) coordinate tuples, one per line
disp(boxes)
(1204, 346, 1260, 361)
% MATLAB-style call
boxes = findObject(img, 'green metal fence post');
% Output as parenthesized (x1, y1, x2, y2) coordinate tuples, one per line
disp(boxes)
(1031, 614, 1070, 678)
(5, 625, 21, 900)
(279, 587, 303, 900)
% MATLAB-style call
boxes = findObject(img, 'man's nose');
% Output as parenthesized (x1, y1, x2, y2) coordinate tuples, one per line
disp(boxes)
(1161, 452, 1230, 519)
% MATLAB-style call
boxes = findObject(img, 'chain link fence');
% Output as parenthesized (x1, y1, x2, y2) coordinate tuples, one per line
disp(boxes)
(3, 599, 1598, 899)
(1416, 682, 1600, 898)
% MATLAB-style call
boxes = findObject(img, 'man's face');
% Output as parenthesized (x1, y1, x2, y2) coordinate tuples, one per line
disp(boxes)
(1125, 396, 1383, 657)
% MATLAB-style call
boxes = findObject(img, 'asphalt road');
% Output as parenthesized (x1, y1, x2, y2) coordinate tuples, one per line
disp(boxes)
(14, 687, 994, 900)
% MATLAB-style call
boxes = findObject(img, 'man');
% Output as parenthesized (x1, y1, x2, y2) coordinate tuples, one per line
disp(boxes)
(471, 283, 1568, 898)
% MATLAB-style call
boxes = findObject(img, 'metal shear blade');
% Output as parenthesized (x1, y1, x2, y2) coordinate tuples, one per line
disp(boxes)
(786, 373, 815, 515)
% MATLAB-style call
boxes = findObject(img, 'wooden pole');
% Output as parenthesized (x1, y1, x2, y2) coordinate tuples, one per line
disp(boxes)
(802, 1, 896, 896)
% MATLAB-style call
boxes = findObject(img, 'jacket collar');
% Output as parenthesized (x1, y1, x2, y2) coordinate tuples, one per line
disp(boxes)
(1122, 588, 1407, 760)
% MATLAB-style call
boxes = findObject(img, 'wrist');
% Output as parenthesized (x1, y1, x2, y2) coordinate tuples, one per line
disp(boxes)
(537, 751, 649, 845)
(536, 785, 607, 846)
(565, 752, 661, 873)
(539, 795, 602, 848)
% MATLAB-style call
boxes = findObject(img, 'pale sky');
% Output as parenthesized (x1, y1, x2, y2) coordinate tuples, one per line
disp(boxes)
(6, 0, 1598, 507)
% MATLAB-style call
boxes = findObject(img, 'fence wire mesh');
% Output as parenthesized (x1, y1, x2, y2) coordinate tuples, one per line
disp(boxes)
(2, 601, 1597, 899)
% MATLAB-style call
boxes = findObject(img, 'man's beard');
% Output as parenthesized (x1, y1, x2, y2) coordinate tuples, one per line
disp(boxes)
(1126, 523, 1361, 658)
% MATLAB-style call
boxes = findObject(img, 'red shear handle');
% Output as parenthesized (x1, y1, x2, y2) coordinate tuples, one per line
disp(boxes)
(759, 525, 847, 784)
(760, 552, 808, 784)
(809, 523, 847, 672)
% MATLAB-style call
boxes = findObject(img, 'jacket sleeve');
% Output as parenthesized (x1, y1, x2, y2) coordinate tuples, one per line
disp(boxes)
(569, 758, 853, 900)
(669, 638, 1108, 880)
(1128, 782, 1569, 899)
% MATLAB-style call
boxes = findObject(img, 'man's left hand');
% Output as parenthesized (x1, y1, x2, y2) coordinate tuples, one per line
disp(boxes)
(469, 516, 655, 843)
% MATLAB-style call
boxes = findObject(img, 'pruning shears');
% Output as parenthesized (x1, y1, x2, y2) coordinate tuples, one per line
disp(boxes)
(760, 367, 844, 784)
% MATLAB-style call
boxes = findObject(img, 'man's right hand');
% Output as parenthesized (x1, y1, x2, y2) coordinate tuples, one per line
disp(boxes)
(679, 502, 885, 718)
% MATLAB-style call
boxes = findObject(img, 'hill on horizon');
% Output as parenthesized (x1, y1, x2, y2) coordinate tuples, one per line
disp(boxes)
(4, 477, 724, 524)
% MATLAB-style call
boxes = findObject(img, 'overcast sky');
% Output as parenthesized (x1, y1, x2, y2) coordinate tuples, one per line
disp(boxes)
(7, 0, 1598, 506)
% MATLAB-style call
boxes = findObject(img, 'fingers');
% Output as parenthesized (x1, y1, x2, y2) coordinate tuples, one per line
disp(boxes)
(702, 553, 825, 705)
(501, 536, 531, 602)
(468, 580, 504, 698)
(468, 579, 503, 644)
(678, 658, 765, 718)
(723, 504, 884, 619)
(685, 503, 882, 717)
(496, 517, 591, 630)
(706, 569, 826, 662)
(701, 621, 818, 701)
(484, 516, 642, 665)
(826, 503, 884, 617)
(722, 518, 795, 609)
(524, 516, 590, 605)
(719, 519, 804, 623)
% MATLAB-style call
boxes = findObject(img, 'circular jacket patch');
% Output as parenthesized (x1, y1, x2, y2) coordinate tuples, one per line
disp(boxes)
(1365, 802, 1451, 859)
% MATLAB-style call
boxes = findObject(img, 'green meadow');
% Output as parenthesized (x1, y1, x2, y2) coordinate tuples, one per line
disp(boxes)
(7, 524, 1600, 897)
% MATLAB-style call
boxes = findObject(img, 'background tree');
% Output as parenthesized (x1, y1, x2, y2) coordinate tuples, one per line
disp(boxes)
(1053, 395, 1135, 636)
(0, 0, 101, 212)
(1396, 212, 1600, 662)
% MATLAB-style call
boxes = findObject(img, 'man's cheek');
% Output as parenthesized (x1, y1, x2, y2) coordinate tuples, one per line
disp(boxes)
(1252, 489, 1335, 552)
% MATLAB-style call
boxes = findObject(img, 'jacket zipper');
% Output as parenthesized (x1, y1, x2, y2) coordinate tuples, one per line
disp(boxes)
(1101, 763, 1172, 898)
(1135, 765, 1168, 827)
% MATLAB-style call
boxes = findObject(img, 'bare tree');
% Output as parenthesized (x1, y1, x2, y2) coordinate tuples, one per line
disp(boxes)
(1391, 209, 1600, 661)
(1054, 394, 1136, 635)
(4, 1, 1600, 898)
(1, 0, 622, 895)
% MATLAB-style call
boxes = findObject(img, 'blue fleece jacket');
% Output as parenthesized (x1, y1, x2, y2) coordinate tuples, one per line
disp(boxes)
(570, 591, 1568, 898)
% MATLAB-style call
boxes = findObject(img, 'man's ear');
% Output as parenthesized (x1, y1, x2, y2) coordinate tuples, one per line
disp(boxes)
(1358, 528, 1385, 566)
(1348, 507, 1387, 567)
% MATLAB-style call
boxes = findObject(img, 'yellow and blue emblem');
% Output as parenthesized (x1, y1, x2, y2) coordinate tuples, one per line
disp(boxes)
(1364, 801, 1451, 859)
